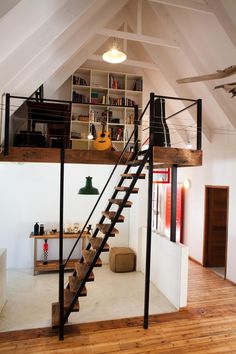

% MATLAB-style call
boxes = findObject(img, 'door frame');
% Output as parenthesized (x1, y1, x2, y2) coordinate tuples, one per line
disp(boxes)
(202, 185, 229, 278)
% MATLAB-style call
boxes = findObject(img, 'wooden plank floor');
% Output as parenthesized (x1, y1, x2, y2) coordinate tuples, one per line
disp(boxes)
(1, 261, 236, 353)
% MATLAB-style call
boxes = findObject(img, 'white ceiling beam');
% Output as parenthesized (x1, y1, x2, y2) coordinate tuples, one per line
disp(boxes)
(124, 3, 202, 145)
(0, 0, 67, 65)
(150, 2, 236, 133)
(11, 0, 129, 97)
(44, 37, 106, 97)
(205, 0, 236, 48)
(44, 10, 127, 96)
(126, 3, 211, 143)
(149, 0, 212, 14)
(97, 28, 180, 49)
(137, 0, 142, 35)
(0, 0, 98, 93)
(89, 54, 160, 71)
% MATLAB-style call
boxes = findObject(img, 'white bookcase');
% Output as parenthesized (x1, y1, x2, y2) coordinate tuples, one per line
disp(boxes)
(70, 68, 143, 151)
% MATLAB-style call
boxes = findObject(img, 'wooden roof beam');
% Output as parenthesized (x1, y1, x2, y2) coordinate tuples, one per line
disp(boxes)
(88, 54, 159, 71)
(44, 8, 128, 97)
(149, 0, 212, 14)
(97, 28, 180, 49)
(150, 2, 236, 132)
(205, 0, 236, 48)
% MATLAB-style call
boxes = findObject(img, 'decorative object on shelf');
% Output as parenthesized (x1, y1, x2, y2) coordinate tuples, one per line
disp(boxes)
(102, 38, 127, 64)
(34, 222, 39, 235)
(40, 224, 44, 235)
(86, 224, 92, 233)
(73, 223, 80, 233)
(92, 120, 112, 151)
(78, 176, 99, 195)
(43, 239, 48, 265)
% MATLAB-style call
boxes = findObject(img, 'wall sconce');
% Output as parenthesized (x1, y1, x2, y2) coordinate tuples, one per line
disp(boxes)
(78, 176, 99, 195)
(183, 179, 191, 190)
(102, 38, 127, 64)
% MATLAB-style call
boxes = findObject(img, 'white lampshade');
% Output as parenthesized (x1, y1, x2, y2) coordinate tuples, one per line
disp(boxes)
(87, 132, 93, 140)
(102, 42, 127, 64)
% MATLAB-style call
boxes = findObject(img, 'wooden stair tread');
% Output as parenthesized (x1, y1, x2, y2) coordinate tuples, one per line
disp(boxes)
(115, 186, 139, 193)
(121, 173, 146, 179)
(102, 211, 125, 222)
(68, 276, 87, 295)
(96, 223, 119, 235)
(64, 288, 79, 311)
(138, 149, 148, 155)
(82, 250, 102, 267)
(109, 198, 132, 207)
(51, 302, 68, 327)
(126, 159, 144, 166)
(74, 262, 94, 282)
(88, 237, 109, 251)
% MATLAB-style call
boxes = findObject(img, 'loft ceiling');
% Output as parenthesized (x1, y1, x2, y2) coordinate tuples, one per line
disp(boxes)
(0, 0, 235, 145)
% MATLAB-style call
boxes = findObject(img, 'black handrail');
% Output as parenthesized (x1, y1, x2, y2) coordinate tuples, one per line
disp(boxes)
(58, 92, 202, 339)
(63, 99, 151, 268)
(63, 103, 148, 268)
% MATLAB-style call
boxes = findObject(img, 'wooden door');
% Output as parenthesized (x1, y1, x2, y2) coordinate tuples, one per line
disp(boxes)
(203, 187, 228, 267)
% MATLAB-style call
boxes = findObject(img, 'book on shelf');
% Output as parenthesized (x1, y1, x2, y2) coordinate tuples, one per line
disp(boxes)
(109, 75, 124, 90)
(73, 75, 88, 86)
(132, 78, 143, 91)
(72, 91, 89, 103)
(125, 98, 136, 106)
(109, 96, 125, 106)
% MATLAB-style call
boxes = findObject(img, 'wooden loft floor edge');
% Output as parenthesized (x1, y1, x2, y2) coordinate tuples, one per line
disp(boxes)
(0, 147, 202, 166)
(153, 146, 202, 167)
(0, 147, 130, 164)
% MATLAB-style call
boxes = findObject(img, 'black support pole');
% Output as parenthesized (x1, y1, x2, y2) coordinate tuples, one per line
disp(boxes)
(197, 99, 202, 150)
(144, 147, 153, 329)
(134, 104, 139, 156)
(170, 165, 177, 243)
(4, 93, 10, 156)
(144, 92, 155, 329)
(59, 145, 65, 340)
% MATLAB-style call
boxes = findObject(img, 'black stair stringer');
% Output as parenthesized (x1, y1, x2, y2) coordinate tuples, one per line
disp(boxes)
(63, 149, 150, 324)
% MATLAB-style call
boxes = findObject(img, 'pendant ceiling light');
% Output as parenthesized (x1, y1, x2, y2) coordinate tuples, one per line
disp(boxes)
(102, 38, 127, 64)
(78, 176, 99, 195)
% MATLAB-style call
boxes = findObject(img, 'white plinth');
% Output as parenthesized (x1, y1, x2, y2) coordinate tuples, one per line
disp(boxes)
(0, 248, 7, 312)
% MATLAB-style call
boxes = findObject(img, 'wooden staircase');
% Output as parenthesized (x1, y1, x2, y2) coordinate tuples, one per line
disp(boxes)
(52, 149, 149, 328)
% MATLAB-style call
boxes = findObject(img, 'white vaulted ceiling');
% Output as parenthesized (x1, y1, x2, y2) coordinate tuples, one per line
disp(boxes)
(0, 0, 235, 145)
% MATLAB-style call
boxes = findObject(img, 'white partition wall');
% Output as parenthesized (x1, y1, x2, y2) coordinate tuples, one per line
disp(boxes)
(141, 228, 188, 309)
(0, 249, 6, 312)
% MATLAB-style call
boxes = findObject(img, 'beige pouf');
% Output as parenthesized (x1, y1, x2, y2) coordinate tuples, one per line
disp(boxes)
(109, 247, 136, 273)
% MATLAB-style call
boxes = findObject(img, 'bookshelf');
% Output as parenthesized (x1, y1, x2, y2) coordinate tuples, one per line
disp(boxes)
(70, 68, 143, 151)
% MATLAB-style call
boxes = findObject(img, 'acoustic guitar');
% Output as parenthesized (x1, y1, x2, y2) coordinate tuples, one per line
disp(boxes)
(92, 121, 112, 151)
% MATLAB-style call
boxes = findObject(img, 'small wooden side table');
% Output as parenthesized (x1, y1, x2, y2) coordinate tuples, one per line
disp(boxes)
(29, 231, 90, 275)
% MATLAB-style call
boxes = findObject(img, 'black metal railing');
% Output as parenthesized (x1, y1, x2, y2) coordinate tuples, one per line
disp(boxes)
(2, 93, 149, 155)
(2, 92, 202, 340)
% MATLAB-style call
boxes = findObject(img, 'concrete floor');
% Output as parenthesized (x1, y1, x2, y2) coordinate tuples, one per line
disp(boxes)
(0, 265, 177, 332)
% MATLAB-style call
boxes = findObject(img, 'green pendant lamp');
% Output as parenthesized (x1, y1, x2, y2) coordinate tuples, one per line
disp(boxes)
(78, 176, 99, 195)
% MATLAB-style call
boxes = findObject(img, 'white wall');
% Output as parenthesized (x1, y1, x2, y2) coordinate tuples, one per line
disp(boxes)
(141, 228, 188, 309)
(0, 248, 6, 312)
(178, 135, 236, 283)
(0, 163, 130, 269)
